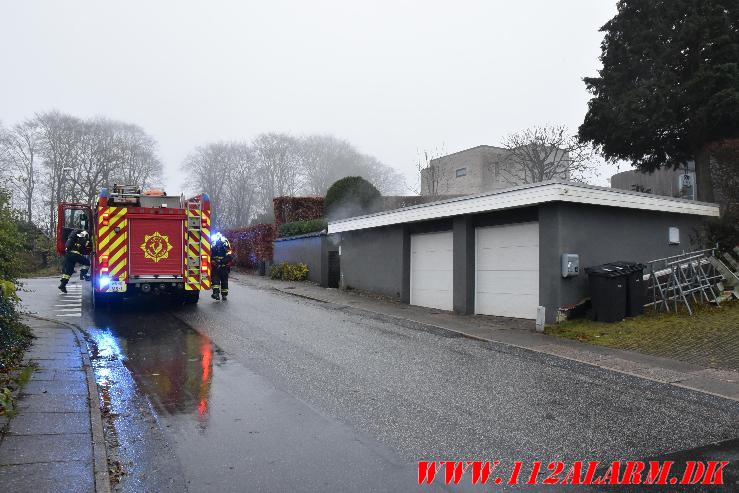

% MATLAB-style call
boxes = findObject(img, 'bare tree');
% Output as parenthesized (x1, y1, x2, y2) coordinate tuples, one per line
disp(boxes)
(361, 154, 406, 194)
(488, 125, 595, 186)
(64, 117, 163, 211)
(298, 134, 405, 195)
(0, 119, 42, 222)
(35, 111, 84, 235)
(222, 143, 259, 229)
(182, 141, 261, 230)
(417, 146, 450, 196)
(253, 133, 302, 213)
(110, 121, 162, 190)
(182, 133, 404, 229)
(299, 135, 358, 195)
(182, 142, 235, 229)
(2, 110, 163, 239)
(71, 118, 117, 205)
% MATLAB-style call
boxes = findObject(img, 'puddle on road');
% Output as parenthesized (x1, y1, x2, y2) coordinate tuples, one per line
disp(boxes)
(85, 299, 223, 492)
(90, 323, 219, 420)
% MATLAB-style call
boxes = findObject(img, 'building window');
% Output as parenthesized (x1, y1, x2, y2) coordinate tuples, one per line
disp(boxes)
(455, 167, 467, 178)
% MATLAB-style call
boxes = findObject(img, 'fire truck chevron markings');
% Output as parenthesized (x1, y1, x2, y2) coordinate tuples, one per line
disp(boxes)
(100, 222, 126, 249)
(98, 211, 127, 248)
(108, 241, 128, 264)
(99, 219, 126, 248)
(109, 259, 127, 277)
(101, 228, 128, 253)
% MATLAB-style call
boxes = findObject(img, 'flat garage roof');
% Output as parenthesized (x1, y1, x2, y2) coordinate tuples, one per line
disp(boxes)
(328, 180, 720, 234)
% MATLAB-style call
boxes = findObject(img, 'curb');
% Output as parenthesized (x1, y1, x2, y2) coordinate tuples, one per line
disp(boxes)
(260, 283, 739, 403)
(26, 315, 112, 493)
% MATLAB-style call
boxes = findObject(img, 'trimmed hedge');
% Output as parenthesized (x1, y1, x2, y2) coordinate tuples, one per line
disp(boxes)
(224, 224, 275, 269)
(278, 218, 327, 238)
(273, 196, 325, 227)
(325, 176, 380, 209)
(270, 262, 309, 281)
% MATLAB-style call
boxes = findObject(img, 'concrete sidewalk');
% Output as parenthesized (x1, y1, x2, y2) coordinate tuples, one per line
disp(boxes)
(0, 316, 109, 493)
(235, 272, 739, 401)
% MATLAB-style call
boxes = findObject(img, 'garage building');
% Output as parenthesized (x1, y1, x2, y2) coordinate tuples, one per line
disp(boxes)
(327, 181, 719, 323)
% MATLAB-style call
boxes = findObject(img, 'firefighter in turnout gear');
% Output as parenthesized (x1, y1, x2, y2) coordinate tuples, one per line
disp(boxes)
(59, 230, 93, 293)
(210, 233, 233, 301)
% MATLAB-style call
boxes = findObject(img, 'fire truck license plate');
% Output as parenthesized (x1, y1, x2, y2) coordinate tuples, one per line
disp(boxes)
(109, 281, 126, 292)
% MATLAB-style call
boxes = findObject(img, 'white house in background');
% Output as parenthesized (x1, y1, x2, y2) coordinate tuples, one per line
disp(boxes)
(421, 145, 570, 196)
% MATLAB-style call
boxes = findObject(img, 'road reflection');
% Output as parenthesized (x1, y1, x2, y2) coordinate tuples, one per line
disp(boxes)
(80, 289, 443, 492)
(87, 298, 218, 426)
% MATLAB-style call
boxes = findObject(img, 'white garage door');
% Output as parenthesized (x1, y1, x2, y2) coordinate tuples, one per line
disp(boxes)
(475, 222, 539, 319)
(410, 231, 453, 311)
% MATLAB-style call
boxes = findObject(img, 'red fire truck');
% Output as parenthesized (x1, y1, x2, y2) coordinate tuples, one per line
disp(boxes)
(57, 185, 212, 307)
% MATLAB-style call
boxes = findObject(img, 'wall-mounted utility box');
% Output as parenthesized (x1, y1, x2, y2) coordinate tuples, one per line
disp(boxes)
(561, 253, 579, 278)
(668, 227, 680, 245)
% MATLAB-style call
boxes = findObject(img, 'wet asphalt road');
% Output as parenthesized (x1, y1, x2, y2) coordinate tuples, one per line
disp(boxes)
(19, 276, 739, 492)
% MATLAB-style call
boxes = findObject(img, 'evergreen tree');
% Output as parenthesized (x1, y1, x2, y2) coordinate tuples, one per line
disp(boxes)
(579, 0, 739, 202)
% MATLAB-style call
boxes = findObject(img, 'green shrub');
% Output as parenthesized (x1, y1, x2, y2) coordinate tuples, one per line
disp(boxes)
(278, 218, 327, 238)
(325, 176, 380, 219)
(0, 283, 32, 387)
(17, 220, 53, 276)
(0, 188, 31, 375)
(0, 188, 34, 415)
(270, 262, 309, 281)
(285, 263, 309, 281)
(0, 189, 24, 282)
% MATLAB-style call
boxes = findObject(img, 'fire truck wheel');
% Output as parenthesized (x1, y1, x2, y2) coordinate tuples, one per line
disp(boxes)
(182, 291, 200, 304)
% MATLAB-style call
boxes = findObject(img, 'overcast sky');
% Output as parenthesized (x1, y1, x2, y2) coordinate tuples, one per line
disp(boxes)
(1, 1, 629, 192)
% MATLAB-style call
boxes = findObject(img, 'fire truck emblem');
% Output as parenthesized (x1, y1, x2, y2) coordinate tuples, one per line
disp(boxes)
(140, 231, 173, 263)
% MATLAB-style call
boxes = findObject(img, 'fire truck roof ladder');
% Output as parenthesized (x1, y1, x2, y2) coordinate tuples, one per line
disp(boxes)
(112, 184, 141, 196)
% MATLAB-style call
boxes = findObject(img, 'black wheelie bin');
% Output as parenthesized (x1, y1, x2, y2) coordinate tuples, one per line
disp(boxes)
(611, 261, 647, 317)
(585, 263, 628, 322)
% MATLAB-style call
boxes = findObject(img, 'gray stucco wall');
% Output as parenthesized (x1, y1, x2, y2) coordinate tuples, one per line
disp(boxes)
(336, 226, 407, 299)
(335, 209, 540, 312)
(538, 202, 708, 322)
(273, 234, 325, 285)
(331, 201, 710, 324)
